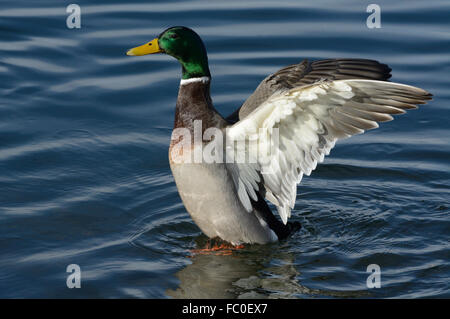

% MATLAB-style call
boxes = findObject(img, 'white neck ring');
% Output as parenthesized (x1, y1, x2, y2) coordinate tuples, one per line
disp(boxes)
(180, 76, 210, 86)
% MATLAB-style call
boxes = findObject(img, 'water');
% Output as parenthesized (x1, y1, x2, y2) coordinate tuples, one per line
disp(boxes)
(0, 0, 449, 298)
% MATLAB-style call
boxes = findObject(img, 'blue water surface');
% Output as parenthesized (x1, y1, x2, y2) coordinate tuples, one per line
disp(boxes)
(0, 0, 449, 298)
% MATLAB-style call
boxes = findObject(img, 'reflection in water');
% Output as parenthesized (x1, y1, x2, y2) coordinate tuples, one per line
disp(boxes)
(166, 239, 370, 299)
(166, 252, 260, 298)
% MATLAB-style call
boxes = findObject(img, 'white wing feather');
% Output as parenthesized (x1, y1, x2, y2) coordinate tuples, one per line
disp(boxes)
(226, 79, 431, 224)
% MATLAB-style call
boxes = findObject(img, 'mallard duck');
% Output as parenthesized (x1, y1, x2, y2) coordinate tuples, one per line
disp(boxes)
(126, 26, 432, 245)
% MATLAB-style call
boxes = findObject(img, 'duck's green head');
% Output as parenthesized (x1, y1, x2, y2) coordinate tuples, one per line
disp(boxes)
(127, 26, 210, 80)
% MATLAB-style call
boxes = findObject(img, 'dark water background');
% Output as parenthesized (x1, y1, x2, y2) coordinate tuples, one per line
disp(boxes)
(0, 0, 449, 298)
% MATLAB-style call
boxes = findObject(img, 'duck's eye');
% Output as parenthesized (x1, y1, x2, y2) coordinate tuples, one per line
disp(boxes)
(169, 34, 179, 39)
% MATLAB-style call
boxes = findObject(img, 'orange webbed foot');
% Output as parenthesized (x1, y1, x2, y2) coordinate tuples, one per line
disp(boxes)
(189, 238, 245, 256)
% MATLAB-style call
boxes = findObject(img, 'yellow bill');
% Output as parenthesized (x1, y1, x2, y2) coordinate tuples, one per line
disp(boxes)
(126, 38, 162, 56)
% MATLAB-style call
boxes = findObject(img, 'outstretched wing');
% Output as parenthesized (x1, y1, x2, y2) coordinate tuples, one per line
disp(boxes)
(226, 79, 432, 224)
(226, 59, 392, 123)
